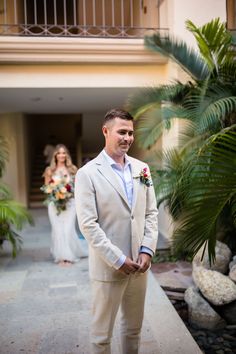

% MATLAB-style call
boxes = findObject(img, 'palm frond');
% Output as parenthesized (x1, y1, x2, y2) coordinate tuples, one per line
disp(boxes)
(0, 199, 34, 230)
(181, 84, 236, 134)
(0, 183, 12, 199)
(135, 107, 163, 149)
(127, 82, 194, 119)
(1, 229, 23, 258)
(0, 199, 34, 258)
(218, 61, 236, 86)
(186, 18, 233, 71)
(172, 127, 236, 263)
(152, 147, 193, 219)
(144, 32, 209, 81)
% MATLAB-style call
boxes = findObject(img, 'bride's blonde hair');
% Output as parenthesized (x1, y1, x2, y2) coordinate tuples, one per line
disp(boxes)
(43, 144, 77, 177)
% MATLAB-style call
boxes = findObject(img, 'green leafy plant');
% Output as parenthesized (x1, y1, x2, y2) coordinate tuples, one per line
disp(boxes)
(0, 137, 33, 257)
(127, 18, 236, 263)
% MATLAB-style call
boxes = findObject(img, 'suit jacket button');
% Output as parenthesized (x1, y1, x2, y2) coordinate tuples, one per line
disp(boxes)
(131, 215, 134, 220)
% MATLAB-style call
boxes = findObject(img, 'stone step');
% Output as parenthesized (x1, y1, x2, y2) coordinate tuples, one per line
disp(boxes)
(30, 188, 44, 194)
(29, 194, 45, 201)
(146, 272, 202, 354)
(164, 290, 185, 301)
(29, 201, 46, 208)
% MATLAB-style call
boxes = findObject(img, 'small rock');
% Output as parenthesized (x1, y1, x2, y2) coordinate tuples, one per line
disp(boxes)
(192, 267, 236, 305)
(229, 255, 236, 270)
(211, 344, 221, 350)
(193, 241, 231, 274)
(223, 334, 236, 341)
(185, 286, 226, 329)
(216, 337, 224, 343)
(229, 264, 236, 283)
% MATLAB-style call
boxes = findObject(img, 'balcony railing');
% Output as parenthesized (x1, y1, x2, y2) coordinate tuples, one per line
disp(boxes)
(0, 0, 165, 38)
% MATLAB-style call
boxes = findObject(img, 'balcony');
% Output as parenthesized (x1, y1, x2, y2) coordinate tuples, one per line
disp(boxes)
(0, 0, 167, 38)
(0, 1, 169, 64)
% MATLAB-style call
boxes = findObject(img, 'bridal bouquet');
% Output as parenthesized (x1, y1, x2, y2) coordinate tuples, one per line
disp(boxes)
(40, 175, 74, 215)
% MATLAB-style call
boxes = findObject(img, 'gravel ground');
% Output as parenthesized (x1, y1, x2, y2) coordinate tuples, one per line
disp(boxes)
(173, 300, 236, 354)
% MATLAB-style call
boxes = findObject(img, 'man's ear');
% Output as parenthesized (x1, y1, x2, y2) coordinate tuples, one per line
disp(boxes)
(102, 125, 108, 138)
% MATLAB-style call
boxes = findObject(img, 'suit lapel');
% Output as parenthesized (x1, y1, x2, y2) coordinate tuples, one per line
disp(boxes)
(130, 162, 140, 212)
(95, 153, 130, 209)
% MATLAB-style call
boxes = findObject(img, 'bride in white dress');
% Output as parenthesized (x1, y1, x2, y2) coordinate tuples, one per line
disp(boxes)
(43, 144, 88, 265)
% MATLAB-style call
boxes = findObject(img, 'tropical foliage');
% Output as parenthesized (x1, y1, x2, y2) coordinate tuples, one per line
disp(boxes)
(0, 137, 33, 257)
(127, 18, 236, 263)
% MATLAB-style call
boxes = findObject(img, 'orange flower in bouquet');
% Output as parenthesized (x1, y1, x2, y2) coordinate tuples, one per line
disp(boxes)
(40, 175, 74, 215)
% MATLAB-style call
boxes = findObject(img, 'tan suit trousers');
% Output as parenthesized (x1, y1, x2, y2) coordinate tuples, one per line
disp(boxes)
(90, 272, 148, 354)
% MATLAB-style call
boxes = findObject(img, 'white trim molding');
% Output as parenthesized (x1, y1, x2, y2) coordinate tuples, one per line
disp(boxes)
(0, 36, 167, 64)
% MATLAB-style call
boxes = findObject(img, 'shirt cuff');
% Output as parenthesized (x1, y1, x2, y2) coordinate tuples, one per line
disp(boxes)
(140, 246, 154, 257)
(114, 254, 126, 269)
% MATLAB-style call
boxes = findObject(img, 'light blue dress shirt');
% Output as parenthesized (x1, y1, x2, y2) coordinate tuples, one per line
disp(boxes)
(102, 150, 153, 268)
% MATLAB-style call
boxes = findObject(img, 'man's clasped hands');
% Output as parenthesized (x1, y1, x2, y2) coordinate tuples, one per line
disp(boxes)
(119, 253, 151, 275)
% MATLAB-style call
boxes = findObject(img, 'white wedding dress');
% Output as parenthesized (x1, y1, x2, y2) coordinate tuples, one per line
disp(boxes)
(48, 173, 88, 263)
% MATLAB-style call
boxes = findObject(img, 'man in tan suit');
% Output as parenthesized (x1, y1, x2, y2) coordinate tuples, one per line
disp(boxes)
(75, 108, 158, 354)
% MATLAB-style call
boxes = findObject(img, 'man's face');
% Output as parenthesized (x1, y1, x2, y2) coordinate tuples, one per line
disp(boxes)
(103, 117, 134, 157)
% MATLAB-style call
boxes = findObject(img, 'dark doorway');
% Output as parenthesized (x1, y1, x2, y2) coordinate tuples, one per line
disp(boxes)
(26, 113, 81, 207)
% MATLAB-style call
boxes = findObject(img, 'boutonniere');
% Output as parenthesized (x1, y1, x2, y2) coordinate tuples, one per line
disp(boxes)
(133, 167, 153, 187)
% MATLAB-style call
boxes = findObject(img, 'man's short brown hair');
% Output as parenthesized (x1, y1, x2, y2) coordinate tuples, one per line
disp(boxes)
(103, 108, 134, 126)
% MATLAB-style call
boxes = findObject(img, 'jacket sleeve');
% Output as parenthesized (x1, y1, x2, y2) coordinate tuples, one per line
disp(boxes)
(74, 168, 123, 269)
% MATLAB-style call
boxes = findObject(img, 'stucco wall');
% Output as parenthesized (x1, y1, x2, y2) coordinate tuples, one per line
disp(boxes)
(0, 63, 168, 89)
(0, 113, 28, 205)
(169, 0, 226, 48)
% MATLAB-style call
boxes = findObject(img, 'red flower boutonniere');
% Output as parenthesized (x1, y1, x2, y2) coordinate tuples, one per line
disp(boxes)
(134, 167, 153, 187)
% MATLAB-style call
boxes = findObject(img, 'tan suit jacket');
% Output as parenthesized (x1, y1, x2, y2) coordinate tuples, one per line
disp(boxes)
(75, 152, 158, 281)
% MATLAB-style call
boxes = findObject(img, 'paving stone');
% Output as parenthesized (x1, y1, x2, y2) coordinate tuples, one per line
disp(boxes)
(152, 261, 194, 291)
(0, 270, 27, 291)
(38, 328, 84, 354)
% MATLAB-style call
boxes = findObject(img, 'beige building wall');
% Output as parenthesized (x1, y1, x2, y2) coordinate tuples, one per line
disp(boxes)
(0, 113, 28, 204)
(0, 62, 168, 88)
(171, 0, 226, 48)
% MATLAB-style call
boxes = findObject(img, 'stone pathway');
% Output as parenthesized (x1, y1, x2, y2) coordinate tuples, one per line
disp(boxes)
(0, 209, 202, 354)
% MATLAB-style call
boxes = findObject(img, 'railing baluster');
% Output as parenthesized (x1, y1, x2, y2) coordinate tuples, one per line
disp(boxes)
(139, 0, 142, 27)
(44, 0, 47, 26)
(93, 0, 96, 26)
(34, 0, 37, 25)
(24, 0, 27, 25)
(130, 0, 133, 27)
(102, 0, 105, 28)
(83, 0, 86, 26)
(14, 0, 17, 24)
(54, 0, 57, 25)
(64, 0, 67, 27)
(73, 0, 77, 26)
(0, 0, 162, 38)
(121, 0, 124, 28)
(112, 0, 115, 27)
(3, 0, 7, 25)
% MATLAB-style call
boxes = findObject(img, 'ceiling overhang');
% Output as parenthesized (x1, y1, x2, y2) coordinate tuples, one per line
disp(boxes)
(0, 36, 167, 64)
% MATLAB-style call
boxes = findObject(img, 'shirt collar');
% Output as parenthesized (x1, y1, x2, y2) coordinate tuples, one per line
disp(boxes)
(102, 149, 131, 168)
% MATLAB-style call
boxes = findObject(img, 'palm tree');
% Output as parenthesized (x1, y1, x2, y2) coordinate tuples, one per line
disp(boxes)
(0, 137, 33, 257)
(127, 18, 236, 262)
